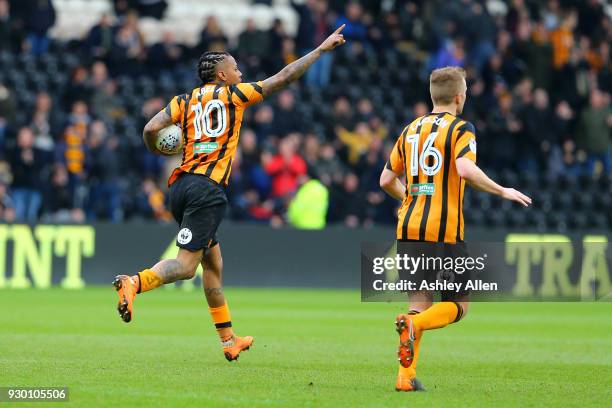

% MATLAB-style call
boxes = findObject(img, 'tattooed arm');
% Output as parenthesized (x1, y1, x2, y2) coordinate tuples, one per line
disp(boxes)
(143, 110, 173, 154)
(261, 24, 346, 97)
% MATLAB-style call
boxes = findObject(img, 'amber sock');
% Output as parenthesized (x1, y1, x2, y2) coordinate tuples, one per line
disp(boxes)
(209, 303, 234, 344)
(412, 302, 463, 332)
(133, 269, 163, 293)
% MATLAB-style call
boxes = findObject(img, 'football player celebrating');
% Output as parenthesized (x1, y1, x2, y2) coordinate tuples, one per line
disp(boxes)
(113, 26, 346, 362)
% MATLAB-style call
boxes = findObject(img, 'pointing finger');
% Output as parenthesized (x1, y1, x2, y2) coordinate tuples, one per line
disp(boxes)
(334, 24, 346, 34)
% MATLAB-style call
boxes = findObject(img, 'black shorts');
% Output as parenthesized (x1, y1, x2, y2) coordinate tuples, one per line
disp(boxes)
(169, 173, 227, 251)
(397, 240, 471, 301)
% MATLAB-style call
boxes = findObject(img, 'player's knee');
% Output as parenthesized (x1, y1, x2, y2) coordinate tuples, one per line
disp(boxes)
(176, 251, 203, 280)
(182, 265, 197, 280)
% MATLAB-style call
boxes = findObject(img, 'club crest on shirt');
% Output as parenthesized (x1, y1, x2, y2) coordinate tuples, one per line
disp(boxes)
(469, 138, 477, 154)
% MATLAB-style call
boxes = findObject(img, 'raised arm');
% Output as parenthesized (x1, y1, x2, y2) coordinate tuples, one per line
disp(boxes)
(456, 157, 532, 207)
(143, 110, 173, 154)
(261, 24, 346, 97)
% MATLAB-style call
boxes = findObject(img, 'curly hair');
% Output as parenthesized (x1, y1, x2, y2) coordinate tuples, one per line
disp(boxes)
(197, 51, 229, 84)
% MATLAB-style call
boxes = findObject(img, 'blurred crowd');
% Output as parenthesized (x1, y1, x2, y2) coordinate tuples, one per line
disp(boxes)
(0, 0, 610, 228)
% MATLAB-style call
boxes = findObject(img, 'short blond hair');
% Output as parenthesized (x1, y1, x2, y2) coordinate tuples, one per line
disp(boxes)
(429, 67, 466, 106)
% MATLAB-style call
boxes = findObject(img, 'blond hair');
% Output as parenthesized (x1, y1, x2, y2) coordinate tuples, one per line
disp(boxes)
(429, 67, 466, 106)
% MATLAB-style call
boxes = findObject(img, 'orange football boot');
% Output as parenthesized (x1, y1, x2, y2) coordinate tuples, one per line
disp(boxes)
(395, 313, 419, 368)
(113, 275, 137, 323)
(396, 372, 426, 392)
(223, 335, 254, 362)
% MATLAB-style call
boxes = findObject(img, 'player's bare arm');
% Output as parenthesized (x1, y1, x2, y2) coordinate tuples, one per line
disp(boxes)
(455, 157, 532, 207)
(143, 110, 173, 154)
(261, 24, 346, 97)
(379, 167, 405, 201)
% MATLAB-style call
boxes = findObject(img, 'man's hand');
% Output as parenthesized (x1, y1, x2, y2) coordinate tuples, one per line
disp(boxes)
(501, 187, 532, 207)
(143, 110, 173, 154)
(318, 24, 346, 52)
(261, 25, 347, 96)
(457, 157, 532, 207)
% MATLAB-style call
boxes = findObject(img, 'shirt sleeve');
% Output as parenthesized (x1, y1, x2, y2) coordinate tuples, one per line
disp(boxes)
(454, 121, 477, 163)
(164, 94, 186, 124)
(387, 132, 405, 174)
(231, 81, 264, 108)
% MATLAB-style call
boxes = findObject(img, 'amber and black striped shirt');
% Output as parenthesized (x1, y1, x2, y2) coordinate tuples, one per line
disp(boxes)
(387, 112, 477, 243)
(165, 81, 264, 187)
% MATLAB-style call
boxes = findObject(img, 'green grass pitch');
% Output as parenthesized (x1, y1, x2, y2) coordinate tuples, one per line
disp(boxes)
(1, 287, 610, 407)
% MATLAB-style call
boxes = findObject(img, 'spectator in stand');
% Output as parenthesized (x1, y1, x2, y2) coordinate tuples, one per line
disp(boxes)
(577, 89, 612, 175)
(335, 2, 368, 43)
(239, 128, 270, 198)
(110, 11, 145, 76)
(336, 122, 382, 165)
(324, 96, 353, 136)
(0, 0, 23, 53)
(292, 0, 316, 54)
(550, 11, 577, 70)
(85, 13, 116, 60)
(520, 88, 557, 172)
(92, 59, 109, 86)
(292, 0, 333, 87)
(138, 96, 166, 177)
(302, 133, 320, 169)
(431, 36, 466, 70)
(131, 0, 167, 20)
(42, 164, 84, 223)
(63, 66, 91, 109)
(355, 136, 387, 226)
(148, 31, 184, 73)
(281, 38, 298, 67)
(553, 100, 576, 176)
(198, 15, 227, 53)
(252, 104, 275, 142)
(328, 172, 365, 228)
(312, 141, 345, 188)
(14, 0, 55, 56)
(272, 90, 302, 136)
(136, 178, 172, 221)
(264, 135, 307, 199)
(236, 18, 268, 74)
(0, 82, 15, 153)
(514, 20, 553, 91)
(91, 62, 126, 120)
(113, 0, 130, 18)
(463, 1, 496, 71)
(29, 91, 59, 153)
(486, 92, 521, 171)
(56, 100, 90, 206)
(86, 120, 122, 222)
(9, 127, 49, 222)
(265, 18, 288, 74)
(287, 169, 329, 229)
(0, 180, 14, 222)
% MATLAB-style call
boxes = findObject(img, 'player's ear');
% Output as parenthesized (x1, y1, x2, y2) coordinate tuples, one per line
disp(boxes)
(217, 69, 226, 82)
